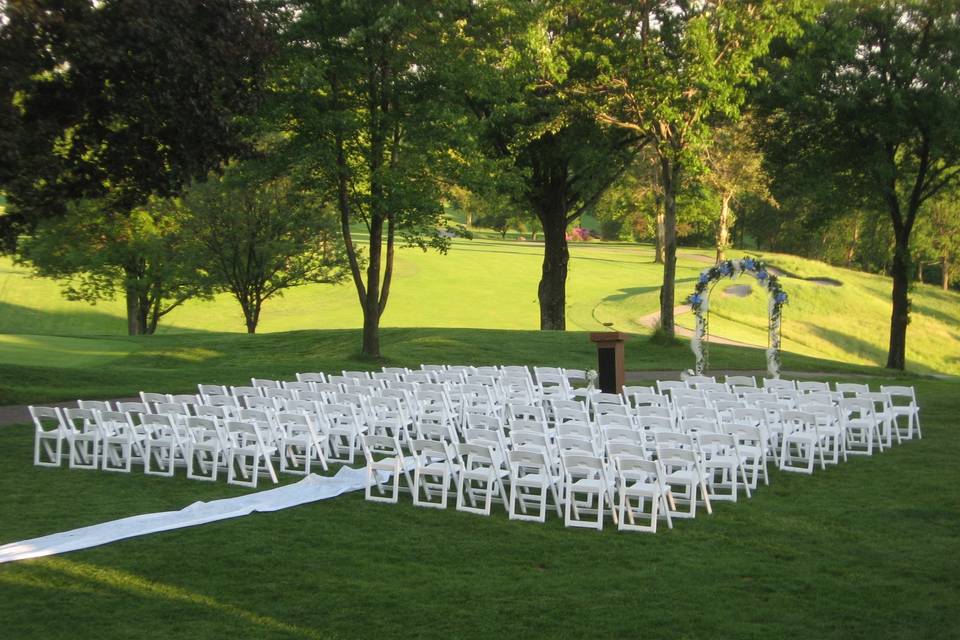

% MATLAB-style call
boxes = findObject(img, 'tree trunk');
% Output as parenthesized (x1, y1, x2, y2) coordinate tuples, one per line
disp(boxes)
(654, 200, 666, 264)
(659, 154, 679, 338)
(124, 285, 142, 336)
(537, 211, 569, 330)
(943, 255, 950, 291)
(886, 233, 910, 370)
(715, 193, 732, 264)
(845, 218, 859, 267)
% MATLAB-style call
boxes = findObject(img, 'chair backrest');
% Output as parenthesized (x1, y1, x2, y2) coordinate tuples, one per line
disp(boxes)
(415, 421, 456, 443)
(615, 456, 660, 482)
(96, 410, 133, 435)
(206, 394, 240, 408)
(265, 388, 295, 401)
(115, 401, 150, 416)
(724, 375, 757, 388)
(607, 441, 647, 461)
(198, 383, 228, 398)
(683, 374, 716, 386)
(679, 417, 718, 435)
(781, 410, 816, 432)
(835, 382, 870, 397)
(507, 403, 547, 423)
(561, 453, 605, 478)
(342, 370, 372, 381)
(196, 405, 232, 421)
(169, 394, 200, 407)
(296, 372, 327, 385)
(763, 378, 797, 391)
(654, 431, 693, 449)
(281, 381, 313, 393)
(597, 413, 632, 428)
(555, 435, 595, 456)
(29, 406, 63, 433)
(879, 385, 917, 406)
(245, 396, 278, 411)
(381, 367, 410, 375)
(251, 378, 281, 389)
(231, 386, 262, 399)
(140, 392, 169, 410)
(362, 434, 403, 464)
(78, 400, 111, 413)
(466, 413, 502, 431)
(638, 415, 674, 432)
(155, 402, 191, 417)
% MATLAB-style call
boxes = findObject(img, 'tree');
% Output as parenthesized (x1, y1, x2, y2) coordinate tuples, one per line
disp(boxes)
(0, 0, 273, 333)
(18, 199, 209, 335)
(762, 0, 960, 369)
(182, 164, 350, 334)
(701, 116, 772, 262)
(463, 1, 642, 330)
(269, 0, 464, 357)
(592, 0, 809, 338)
(915, 189, 960, 291)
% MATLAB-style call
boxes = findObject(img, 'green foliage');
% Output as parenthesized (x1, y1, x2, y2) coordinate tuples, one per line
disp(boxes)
(759, 0, 960, 369)
(17, 198, 211, 334)
(0, 0, 274, 245)
(181, 162, 351, 333)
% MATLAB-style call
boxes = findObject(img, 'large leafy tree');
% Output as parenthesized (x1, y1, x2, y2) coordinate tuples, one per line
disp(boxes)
(0, 0, 273, 333)
(181, 162, 350, 334)
(18, 199, 209, 335)
(592, 0, 809, 338)
(269, 0, 464, 357)
(762, 0, 960, 369)
(462, 1, 643, 330)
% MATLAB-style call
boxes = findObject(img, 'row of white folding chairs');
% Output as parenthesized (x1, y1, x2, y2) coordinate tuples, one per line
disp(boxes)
(361, 434, 734, 532)
(29, 405, 325, 487)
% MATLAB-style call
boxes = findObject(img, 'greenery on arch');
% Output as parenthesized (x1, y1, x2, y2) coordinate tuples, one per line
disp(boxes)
(686, 258, 788, 378)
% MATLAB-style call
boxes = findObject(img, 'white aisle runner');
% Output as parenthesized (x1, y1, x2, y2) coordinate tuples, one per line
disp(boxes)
(0, 463, 390, 564)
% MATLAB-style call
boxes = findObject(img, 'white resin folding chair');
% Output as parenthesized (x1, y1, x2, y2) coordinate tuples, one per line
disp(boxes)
(696, 432, 752, 502)
(225, 420, 278, 488)
(140, 413, 187, 477)
(763, 378, 797, 392)
(361, 434, 412, 504)
(62, 407, 101, 470)
(534, 367, 572, 401)
(508, 449, 563, 523)
(840, 397, 883, 456)
(321, 403, 365, 463)
(615, 456, 674, 533)
(97, 410, 144, 473)
(725, 424, 769, 488)
(656, 447, 713, 519)
(455, 442, 510, 516)
(834, 382, 870, 398)
(779, 410, 825, 474)
(862, 391, 900, 448)
(561, 454, 618, 530)
(800, 401, 846, 465)
(185, 416, 226, 481)
(30, 406, 65, 467)
(275, 411, 323, 475)
(410, 438, 458, 509)
(880, 385, 921, 440)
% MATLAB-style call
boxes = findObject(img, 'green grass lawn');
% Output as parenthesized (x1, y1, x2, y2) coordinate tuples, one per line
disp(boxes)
(1, 375, 957, 639)
(2, 238, 959, 380)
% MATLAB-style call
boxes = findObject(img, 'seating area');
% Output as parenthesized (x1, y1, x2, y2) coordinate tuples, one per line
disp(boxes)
(28, 366, 921, 533)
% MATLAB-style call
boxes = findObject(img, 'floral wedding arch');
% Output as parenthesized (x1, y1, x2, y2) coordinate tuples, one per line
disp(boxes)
(685, 257, 788, 378)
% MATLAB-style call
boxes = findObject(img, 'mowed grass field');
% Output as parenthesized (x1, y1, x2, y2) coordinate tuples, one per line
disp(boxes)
(0, 234, 958, 638)
(1, 237, 959, 384)
(0, 374, 958, 639)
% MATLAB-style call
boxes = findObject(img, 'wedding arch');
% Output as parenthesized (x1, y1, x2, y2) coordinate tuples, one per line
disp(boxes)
(685, 257, 788, 378)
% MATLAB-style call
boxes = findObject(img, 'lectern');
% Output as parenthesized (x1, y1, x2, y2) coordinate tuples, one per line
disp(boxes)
(589, 332, 628, 394)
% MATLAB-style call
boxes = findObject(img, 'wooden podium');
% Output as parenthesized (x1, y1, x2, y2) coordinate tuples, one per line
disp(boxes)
(589, 332, 628, 394)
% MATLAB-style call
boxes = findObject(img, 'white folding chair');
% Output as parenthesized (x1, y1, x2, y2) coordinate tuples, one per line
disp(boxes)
(696, 432, 752, 502)
(185, 416, 226, 481)
(30, 406, 65, 467)
(225, 421, 278, 488)
(615, 456, 674, 533)
(97, 410, 144, 473)
(507, 449, 563, 523)
(62, 407, 101, 470)
(656, 447, 713, 519)
(410, 438, 458, 509)
(361, 434, 412, 504)
(779, 410, 825, 474)
(561, 453, 618, 530)
(455, 442, 510, 516)
(880, 385, 921, 441)
(140, 413, 187, 477)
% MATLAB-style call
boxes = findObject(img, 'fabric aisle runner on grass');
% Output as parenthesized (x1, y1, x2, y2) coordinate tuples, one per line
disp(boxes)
(0, 462, 402, 564)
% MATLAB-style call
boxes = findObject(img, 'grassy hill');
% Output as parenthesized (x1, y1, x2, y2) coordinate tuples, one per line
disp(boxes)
(1, 237, 958, 380)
